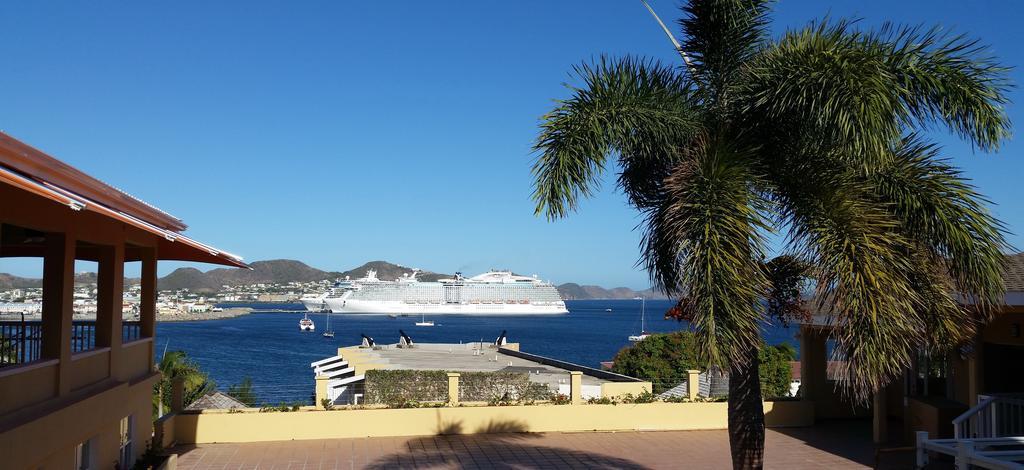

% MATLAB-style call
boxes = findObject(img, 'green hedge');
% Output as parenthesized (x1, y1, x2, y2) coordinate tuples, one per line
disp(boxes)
(363, 369, 554, 406)
(364, 370, 448, 406)
(459, 371, 552, 404)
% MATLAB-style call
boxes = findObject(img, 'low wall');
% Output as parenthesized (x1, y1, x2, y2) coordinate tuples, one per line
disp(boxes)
(170, 400, 814, 444)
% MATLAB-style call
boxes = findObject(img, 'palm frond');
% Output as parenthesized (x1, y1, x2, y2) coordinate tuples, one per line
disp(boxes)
(644, 131, 770, 367)
(879, 25, 1012, 150)
(776, 164, 921, 401)
(866, 134, 1009, 315)
(531, 56, 699, 219)
(678, 0, 772, 103)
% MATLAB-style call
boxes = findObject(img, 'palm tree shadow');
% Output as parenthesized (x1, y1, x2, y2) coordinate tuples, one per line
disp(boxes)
(363, 418, 651, 469)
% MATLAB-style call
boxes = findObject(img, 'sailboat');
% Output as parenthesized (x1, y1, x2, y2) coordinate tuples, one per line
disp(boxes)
(415, 313, 434, 327)
(322, 312, 334, 338)
(628, 297, 650, 342)
(299, 312, 315, 331)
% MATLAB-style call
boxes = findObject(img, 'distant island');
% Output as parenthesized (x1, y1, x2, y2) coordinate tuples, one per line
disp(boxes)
(0, 259, 667, 300)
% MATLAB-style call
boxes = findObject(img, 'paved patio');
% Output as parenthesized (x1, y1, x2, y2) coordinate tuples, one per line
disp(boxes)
(172, 420, 916, 469)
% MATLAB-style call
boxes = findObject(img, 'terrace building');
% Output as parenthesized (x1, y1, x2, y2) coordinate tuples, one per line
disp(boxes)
(0, 132, 247, 469)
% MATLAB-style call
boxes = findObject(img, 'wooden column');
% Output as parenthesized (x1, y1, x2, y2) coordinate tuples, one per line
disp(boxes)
(873, 389, 888, 443)
(140, 247, 157, 339)
(96, 240, 125, 378)
(42, 230, 75, 395)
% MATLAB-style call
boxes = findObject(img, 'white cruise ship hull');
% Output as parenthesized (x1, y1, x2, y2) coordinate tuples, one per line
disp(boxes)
(325, 298, 567, 315)
(300, 297, 329, 312)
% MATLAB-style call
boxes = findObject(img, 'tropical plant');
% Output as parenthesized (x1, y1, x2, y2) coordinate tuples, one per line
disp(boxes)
(153, 350, 216, 418)
(531, 1, 1010, 467)
(610, 331, 700, 393)
(226, 376, 257, 406)
(611, 331, 793, 397)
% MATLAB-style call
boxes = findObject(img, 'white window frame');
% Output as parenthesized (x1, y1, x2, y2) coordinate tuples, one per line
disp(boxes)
(75, 438, 93, 470)
(118, 415, 134, 470)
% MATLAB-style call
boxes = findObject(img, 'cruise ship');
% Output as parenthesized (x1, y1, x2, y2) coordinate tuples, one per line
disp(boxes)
(301, 270, 568, 315)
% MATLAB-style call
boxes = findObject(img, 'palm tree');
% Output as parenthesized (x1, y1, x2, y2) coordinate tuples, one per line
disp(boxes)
(153, 350, 215, 417)
(532, 1, 1010, 468)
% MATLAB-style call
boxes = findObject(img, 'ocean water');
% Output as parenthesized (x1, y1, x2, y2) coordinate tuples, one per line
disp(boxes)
(155, 300, 798, 404)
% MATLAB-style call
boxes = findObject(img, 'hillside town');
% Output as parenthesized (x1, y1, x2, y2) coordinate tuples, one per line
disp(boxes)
(0, 278, 334, 321)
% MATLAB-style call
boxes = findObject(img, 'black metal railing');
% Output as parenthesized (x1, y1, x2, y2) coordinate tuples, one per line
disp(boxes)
(0, 319, 144, 367)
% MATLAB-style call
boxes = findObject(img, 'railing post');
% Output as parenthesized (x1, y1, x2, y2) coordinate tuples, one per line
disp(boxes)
(915, 431, 928, 469)
(447, 372, 460, 405)
(687, 369, 700, 400)
(990, 401, 997, 438)
(570, 371, 583, 405)
(956, 439, 973, 470)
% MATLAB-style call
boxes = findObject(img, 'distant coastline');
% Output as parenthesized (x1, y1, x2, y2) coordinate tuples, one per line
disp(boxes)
(0, 307, 255, 323)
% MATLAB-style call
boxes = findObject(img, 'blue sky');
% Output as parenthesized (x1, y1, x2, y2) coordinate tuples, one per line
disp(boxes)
(1, 1, 1021, 288)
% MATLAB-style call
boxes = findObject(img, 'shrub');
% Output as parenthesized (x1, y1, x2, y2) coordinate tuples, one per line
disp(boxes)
(460, 371, 552, 404)
(610, 332, 701, 394)
(320, 398, 334, 411)
(364, 370, 447, 406)
(759, 343, 796, 399)
(611, 331, 794, 398)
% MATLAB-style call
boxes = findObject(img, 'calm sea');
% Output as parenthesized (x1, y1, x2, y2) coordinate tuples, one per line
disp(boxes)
(155, 300, 798, 404)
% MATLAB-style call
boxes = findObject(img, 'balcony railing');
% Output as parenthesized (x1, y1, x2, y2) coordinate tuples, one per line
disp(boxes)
(0, 319, 142, 367)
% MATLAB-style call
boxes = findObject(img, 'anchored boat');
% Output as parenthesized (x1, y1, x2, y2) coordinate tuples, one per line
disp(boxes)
(299, 312, 315, 332)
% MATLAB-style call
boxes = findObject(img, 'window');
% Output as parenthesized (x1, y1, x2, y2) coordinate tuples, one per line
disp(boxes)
(75, 439, 93, 470)
(118, 415, 133, 469)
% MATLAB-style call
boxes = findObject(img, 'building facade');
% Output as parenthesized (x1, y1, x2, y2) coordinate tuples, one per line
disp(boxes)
(0, 132, 246, 469)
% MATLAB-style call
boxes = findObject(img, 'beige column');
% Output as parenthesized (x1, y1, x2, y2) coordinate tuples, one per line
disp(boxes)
(570, 371, 583, 405)
(42, 231, 75, 395)
(873, 389, 888, 443)
(140, 247, 157, 339)
(171, 376, 185, 413)
(687, 369, 701, 400)
(967, 334, 983, 407)
(315, 375, 330, 406)
(447, 372, 460, 405)
(799, 325, 827, 402)
(96, 241, 125, 379)
(140, 246, 157, 372)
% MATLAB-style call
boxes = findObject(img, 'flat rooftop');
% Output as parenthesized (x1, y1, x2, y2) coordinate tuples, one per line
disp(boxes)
(354, 343, 615, 390)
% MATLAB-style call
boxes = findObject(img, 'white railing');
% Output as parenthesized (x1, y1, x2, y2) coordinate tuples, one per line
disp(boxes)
(955, 395, 1024, 440)
(917, 433, 1024, 469)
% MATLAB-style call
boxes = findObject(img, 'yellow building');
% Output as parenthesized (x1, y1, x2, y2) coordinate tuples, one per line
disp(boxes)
(799, 253, 1024, 449)
(0, 132, 247, 469)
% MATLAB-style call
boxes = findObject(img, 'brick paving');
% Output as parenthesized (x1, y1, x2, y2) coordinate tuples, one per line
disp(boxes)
(172, 420, 915, 469)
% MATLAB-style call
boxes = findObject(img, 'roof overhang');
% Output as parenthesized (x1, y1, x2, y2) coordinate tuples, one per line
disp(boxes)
(0, 132, 248, 269)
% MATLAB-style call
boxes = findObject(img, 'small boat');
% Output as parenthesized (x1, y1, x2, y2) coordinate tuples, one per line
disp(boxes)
(605, 308, 613, 312)
(628, 298, 649, 342)
(415, 313, 434, 327)
(388, 314, 398, 319)
(321, 312, 334, 338)
(299, 312, 315, 332)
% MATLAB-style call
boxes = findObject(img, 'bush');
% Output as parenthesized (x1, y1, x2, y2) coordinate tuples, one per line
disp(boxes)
(610, 332, 701, 394)
(759, 343, 796, 398)
(610, 331, 794, 398)
(364, 370, 448, 406)
(460, 371, 552, 404)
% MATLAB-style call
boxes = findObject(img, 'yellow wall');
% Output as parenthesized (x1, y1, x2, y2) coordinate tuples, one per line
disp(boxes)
(171, 401, 814, 444)
(0, 373, 158, 469)
(982, 311, 1024, 346)
(600, 381, 652, 398)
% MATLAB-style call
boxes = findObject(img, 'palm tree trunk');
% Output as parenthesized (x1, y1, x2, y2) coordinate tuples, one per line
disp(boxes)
(728, 343, 765, 469)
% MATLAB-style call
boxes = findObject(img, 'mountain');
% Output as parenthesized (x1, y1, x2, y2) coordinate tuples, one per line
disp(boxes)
(337, 261, 450, 283)
(158, 259, 339, 292)
(2, 259, 663, 298)
(556, 283, 667, 300)
(0, 273, 42, 289)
